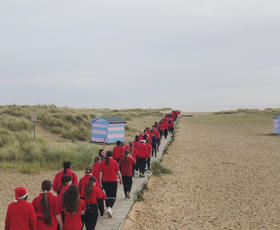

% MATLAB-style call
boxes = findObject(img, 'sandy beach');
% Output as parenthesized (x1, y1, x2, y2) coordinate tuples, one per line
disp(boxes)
(122, 114, 280, 230)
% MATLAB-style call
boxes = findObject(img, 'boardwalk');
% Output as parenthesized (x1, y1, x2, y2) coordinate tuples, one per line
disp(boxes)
(95, 132, 174, 230)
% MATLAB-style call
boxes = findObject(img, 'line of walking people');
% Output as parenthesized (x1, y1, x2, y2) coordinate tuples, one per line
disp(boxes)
(4, 110, 180, 230)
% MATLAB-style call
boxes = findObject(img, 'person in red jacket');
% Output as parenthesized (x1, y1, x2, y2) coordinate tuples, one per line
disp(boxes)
(132, 137, 140, 175)
(5, 187, 37, 230)
(83, 176, 105, 230)
(169, 119, 175, 134)
(32, 180, 63, 230)
(61, 185, 86, 230)
(137, 140, 148, 177)
(78, 166, 92, 229)
(163, 120, 169, 138)
(119, 150, 136, 199)
(57, 175, 72, 200)
(52, 161, 78, 193)
(123, 143, 130, 152)
(112, 141, 123, 162)
(145, 139, 152, 172)
(92, 157, 102, 187)
(99, 151, 122, 218)
(79, 167, 92, 199)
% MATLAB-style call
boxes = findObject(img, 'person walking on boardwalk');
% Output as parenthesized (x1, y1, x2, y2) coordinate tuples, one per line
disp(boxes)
(144, 138, 152, 172)
(137, 140, 148, 177)
(79, 167, 93, 198)
(99, 151, 122, 218)
(92, 157, 102, 187)
(83, 176, 105, 230)
(133, 135, 141, 174)
(112, 141, 123, 163)
(163, 119, 169, 138)
(119, 150, 136, 199)
(169, 119, 174, 134)
(57, 174, 72, 200)
(32, 180, 63, 230)
(98, 149, 106, 161)
(78, 167, 92, 229)
(53, 161, 78, 193)
(5, 187, 37, 230)
(61, 185, 86, 230)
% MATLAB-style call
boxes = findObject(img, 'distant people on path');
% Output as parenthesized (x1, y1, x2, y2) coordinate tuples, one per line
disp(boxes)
(119, 150, 136, 199)
(99, 151, 122, 217)
(5, 187, 37, 230)
(32, 180, 63, 230)
(52, 161, 78, 193)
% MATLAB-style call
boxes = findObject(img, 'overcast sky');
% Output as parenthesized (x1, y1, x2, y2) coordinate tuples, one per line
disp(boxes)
(0, 0, 279, 111)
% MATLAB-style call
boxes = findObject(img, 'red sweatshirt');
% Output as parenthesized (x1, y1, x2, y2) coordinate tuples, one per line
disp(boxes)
(123, 144, 130, 152)
(84, 185, 106, 205)
(137, 143, 148, 158)
(79, 175, 91, 197)
(63, 199, 86, 230)
(100, 158, 120, 182)
(163, 121, 169, 130)
(57, 185, 70, 200)
(5, 200, 37, 230)
(119, 156, 136, 177)
(32, 192, 61, 230)
(146, 143, 152, 158)
(132, 141, 140, 160)
(170, 120, 174, 128)
(92, 162, 102, 187)
(112, 146, 123, 160)
(52, 169, 78, 193)
(153, 129, 160, 139)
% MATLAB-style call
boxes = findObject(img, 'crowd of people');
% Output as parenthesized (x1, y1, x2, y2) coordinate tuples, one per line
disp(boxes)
(4, 110, 180, 230)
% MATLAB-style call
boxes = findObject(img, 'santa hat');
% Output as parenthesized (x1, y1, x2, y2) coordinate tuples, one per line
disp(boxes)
(140, 140, 146, 143)
(15, 187, 28, 200)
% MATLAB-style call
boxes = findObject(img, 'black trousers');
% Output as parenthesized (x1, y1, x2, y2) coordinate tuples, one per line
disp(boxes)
(159, 129, 163, 138)
(57, 212, 65, 230)
(164, 129, 168, 138)
(102, 181, 117, 208)
(152, 144, 157, 157)
(122, 176, 133, 196)
(85, 204, 98, 230)
(146, 157, 151, 170)
(170, 127, 174, 134)
(132, 164, 135, 177)
(135, 157, 139, 171)
(138, 158, 146, 174)
(156, 138, 161, 151)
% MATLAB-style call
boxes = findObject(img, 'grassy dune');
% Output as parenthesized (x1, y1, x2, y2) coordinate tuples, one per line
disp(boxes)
(0, 105, 170, 173)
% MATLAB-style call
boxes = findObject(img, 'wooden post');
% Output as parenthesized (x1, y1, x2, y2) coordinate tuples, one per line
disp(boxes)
(31, 114, 37, 141)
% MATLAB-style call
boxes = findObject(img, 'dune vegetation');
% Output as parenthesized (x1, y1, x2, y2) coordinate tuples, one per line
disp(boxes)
(0, 105, 171, 173)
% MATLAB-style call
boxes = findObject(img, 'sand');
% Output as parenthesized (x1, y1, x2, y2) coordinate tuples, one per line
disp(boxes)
(122, 114, 280, 230)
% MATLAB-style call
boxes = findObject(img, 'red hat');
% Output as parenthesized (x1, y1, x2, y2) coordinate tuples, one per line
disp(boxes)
(15, 187, 28, 200)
